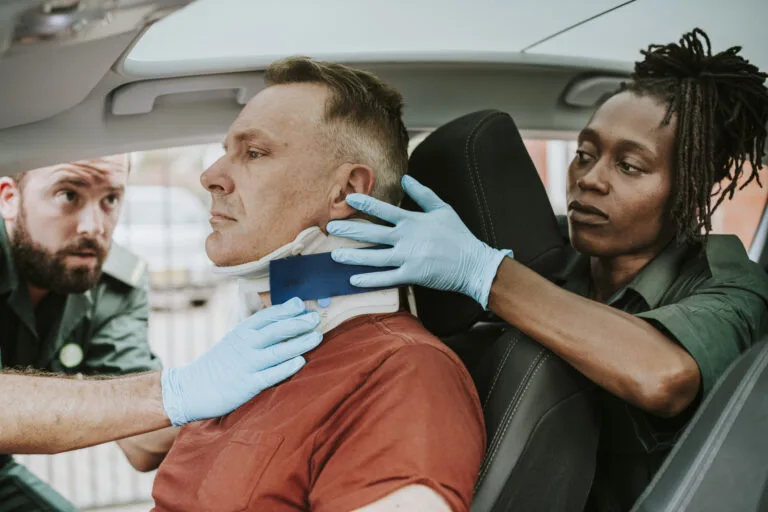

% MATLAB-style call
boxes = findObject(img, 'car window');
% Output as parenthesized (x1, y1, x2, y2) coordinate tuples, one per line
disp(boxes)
(709, 174, 768, 249)
(120, 190, 208, 226)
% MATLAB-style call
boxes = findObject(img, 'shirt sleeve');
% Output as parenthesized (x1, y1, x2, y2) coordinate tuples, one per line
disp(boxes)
(309, 344, 486, 512)
(82, 276, 161, 375)
(636, 281, 768, 395)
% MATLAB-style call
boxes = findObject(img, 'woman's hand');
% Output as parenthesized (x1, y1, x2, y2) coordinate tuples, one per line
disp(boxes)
(327, 175, 511, 309)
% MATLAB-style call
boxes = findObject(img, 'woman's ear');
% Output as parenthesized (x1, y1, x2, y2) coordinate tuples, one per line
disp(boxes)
(0, 177, 21, 223)
(329, 164, 375, 220)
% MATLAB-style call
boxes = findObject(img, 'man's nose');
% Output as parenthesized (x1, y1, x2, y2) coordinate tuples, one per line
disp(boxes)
(577, 160, 610, 195)
(77, 203, 106, 237)
(200, 156, 234, 194)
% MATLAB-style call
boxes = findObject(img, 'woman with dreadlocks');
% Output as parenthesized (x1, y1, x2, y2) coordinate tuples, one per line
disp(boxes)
(327, 28, 768, 509)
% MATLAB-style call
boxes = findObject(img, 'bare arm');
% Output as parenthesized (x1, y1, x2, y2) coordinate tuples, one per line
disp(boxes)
(488, 259, 701, 417)
(117, 427, 178, 472)
(0, 371, 170, 455)
(352, 485, 452, 512)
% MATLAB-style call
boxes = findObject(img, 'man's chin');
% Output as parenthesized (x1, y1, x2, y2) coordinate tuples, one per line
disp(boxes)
(60, 265, 102, 291)
(205, 243, 265, 268)
(206, 234, 247, 267)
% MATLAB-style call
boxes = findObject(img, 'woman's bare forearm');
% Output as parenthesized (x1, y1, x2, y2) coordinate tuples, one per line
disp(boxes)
(0, 371, 170, 454)
(488, 259, 700, 416)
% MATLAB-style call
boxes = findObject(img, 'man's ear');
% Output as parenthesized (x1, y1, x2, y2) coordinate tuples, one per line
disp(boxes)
(328, 164, 375, 220)
(0, 178, 21, 222)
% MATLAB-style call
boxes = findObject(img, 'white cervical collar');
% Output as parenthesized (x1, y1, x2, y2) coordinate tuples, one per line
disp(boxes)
(214, 224, 400, 333)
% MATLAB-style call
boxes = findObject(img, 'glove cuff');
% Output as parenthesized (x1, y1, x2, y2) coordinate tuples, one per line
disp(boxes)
(161, 368, 188, 427)
(474, 247, 514, 310)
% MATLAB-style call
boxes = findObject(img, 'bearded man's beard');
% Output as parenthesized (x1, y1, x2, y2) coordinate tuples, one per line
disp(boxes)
(10, 204, 109, 294)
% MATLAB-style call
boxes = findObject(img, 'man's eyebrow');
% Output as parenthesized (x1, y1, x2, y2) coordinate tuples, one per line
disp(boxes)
(53, 176, 125, 194)
(232, 128, 279, 145)
(53, 176, 89, 188)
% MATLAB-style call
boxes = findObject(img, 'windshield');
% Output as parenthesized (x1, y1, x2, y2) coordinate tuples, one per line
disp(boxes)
(120, 188, 209, 226)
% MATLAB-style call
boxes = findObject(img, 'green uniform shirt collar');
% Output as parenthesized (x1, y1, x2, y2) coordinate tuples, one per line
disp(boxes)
(621, 241, 691, 309)
(559, 240, 693, 310)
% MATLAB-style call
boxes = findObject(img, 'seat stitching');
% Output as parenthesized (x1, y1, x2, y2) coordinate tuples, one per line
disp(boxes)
(476, 351, 552, 488)
(464, 113, 505, 241)
(475, 348, 548, 485)
(478, 353, 540, 482)
(483, 336, 519, 411)
(470, 113, 507, 245)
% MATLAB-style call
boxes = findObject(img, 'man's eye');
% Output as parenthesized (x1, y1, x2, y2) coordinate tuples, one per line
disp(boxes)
(247, 149, 263, 160)
(104, 194, 120, 207)
(57, 190, 78, 203)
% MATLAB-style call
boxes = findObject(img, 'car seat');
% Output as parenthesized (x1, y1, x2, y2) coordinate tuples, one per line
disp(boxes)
(404, 110, 600, 512)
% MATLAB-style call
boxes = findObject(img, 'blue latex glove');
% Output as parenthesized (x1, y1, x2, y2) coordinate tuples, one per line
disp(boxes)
(327, 175, 512, 309)
(161, 297, 321, 426)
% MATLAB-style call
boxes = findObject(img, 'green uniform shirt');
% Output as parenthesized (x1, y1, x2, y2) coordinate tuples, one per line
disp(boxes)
(559, 234, 768, 511)
(0, 222, 161, 375)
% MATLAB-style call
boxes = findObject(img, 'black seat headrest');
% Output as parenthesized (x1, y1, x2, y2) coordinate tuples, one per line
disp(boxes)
(403, 110, 565, 337)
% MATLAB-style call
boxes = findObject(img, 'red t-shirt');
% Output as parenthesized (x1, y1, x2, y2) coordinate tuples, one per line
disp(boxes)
(151, 312, 485, 512)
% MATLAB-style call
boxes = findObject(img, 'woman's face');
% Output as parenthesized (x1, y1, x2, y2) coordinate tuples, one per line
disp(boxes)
(566, 91, 677, 258)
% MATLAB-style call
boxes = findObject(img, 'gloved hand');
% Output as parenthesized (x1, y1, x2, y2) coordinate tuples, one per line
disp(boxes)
(327, 175, 512, 309)
(161, 297, 321, 426)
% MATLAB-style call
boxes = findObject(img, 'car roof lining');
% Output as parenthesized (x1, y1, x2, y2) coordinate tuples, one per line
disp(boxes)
(121, 0, 629, 77)
(1, 0, 767, 174)
(0, 61, 617, 175)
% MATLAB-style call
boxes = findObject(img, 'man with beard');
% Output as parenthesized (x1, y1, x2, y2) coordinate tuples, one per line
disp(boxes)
(0, 155, 324, 511)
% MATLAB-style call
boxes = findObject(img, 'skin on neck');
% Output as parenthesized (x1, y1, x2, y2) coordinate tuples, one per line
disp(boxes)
(589, 240, 671, 303)
(27, 283, 50, 309)
(259, 292, 273, 308)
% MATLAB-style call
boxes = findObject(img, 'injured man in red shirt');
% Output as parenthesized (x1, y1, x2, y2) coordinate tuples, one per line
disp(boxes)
(150, 57, 486, 512)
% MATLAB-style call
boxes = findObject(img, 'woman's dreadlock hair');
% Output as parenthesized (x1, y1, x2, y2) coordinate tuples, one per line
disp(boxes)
(614, 28, 768, 242)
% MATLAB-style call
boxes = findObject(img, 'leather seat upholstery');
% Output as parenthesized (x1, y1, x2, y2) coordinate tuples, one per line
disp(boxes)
(631, 340, 768, 512)
(404, 110, 600, 512)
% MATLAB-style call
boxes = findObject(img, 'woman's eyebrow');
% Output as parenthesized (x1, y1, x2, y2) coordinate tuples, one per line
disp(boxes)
(616, 139, 657, 159)
(577, 127, 599, 143)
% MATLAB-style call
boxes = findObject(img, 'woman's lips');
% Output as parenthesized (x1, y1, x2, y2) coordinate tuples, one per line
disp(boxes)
(568, 201, 609, 226)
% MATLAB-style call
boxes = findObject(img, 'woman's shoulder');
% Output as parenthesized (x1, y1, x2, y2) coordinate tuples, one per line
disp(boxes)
(682, 234, 768, 300)
(699, 234, 761, 276)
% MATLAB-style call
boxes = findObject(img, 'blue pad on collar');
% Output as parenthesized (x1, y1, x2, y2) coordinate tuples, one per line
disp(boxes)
(269, 247, 396, 304)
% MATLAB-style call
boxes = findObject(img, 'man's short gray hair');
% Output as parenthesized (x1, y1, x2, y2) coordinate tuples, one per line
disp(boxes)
(265, 57, 409, 206)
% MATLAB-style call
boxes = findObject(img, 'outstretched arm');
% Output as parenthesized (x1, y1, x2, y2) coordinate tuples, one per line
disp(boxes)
(0, 298, 324, 454)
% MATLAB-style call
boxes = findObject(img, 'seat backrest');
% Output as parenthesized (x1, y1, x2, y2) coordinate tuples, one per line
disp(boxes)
(404, 110, 565, 337)
(406, 110, 599, 512)
(631, 340, 768, 512)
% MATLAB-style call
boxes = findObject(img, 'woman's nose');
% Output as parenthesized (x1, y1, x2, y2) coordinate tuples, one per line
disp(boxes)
(577, 163, 610, 195)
